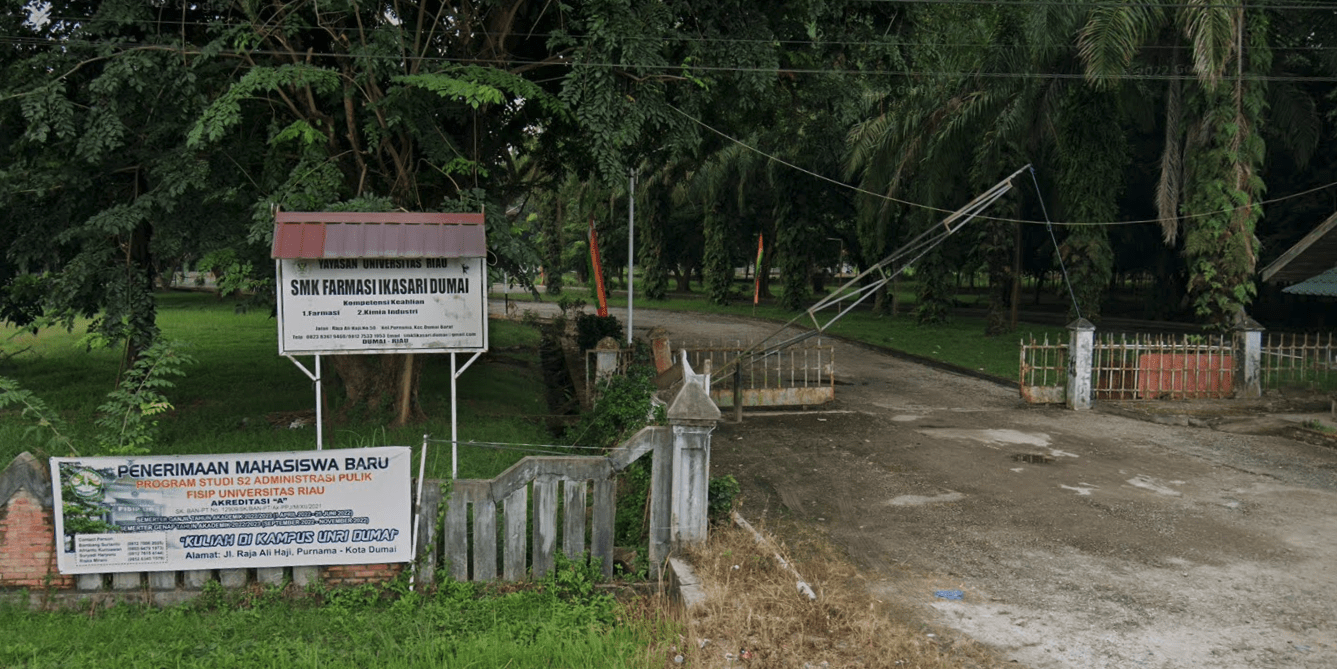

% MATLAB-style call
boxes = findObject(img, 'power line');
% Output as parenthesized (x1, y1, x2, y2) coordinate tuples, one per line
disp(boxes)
(28, 14, 1337, 52)
(4, 35, 1337, 83)
(668, 102, 1337, 227)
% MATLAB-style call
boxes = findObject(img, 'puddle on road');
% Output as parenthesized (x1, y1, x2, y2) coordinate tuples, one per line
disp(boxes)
(887, 491, 966, 506)
(918, 428, 1062, 451)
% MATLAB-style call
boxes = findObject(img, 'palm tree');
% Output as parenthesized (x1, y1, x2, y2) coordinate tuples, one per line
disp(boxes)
(1076, 1, 1326, 326)
(847, 3, 1130, 326)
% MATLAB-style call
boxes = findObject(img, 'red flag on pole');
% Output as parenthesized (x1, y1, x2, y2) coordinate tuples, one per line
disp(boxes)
(753, 234, 764, 305)
(589, 216, 609, 317)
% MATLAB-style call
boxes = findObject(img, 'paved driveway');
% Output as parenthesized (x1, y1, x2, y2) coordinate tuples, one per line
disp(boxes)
(499, 300, 1337, 668)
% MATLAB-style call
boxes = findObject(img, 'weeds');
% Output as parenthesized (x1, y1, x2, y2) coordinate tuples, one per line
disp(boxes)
(681, 521, 1010, 668)
(1302, 418, 1336, 434)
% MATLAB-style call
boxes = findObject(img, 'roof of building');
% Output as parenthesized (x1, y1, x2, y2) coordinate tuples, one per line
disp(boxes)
(1260, 211, 1337, 284)
(1282, 266, 1337, 297)
(270, 211, 485, 259)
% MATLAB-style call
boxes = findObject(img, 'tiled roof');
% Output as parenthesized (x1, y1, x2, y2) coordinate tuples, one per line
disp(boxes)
(271, 212, 485, 259)
(1261, 211, 1337, 284)
(1282, 266, 1337, 297)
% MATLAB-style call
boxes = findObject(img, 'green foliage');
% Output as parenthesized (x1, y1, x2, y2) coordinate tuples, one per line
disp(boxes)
(775, 207, 813, 311)
(566, 362, 659, 450)
(914, 249, 952, 325)
(1180, 15, 1272, 328)
(393, 73, 506, 109)
(93, 340, 196, 456)
(614, 458, 653, 547)
(703, 210, 734, 306)
(0, 376, 77, 455)
(188, 65, 340, 148)
(0, 565, 665, 668)
(708, 474, 741, 524)
(1053, 87, 1128, 322)
(574, 313, 623, 352)
(545, 551, 609, 600)
(1, 335, 192, 457)
(638, 187, 670, 300)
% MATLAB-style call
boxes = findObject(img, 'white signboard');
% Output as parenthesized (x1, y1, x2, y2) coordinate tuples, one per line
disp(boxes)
(50, 447, 411, 574)
(276, 257, 487, 355)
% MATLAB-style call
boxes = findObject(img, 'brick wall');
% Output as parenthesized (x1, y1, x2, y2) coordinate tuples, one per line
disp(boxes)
(322, 563, 405, 587)
(0, 487, 72, 589)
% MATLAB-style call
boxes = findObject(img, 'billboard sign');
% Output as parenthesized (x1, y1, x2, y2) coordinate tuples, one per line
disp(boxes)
(50, 447, 412, 574)
(276, 256, 486, 355)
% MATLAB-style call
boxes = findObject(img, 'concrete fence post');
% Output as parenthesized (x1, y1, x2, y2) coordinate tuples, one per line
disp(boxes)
(1235, 314, 1265, 399)
(666, 357, 721, 550)
(1067, 318, 1096, 410)
(594, 336, 622, 384)
(648, 327, 673, 374)
(647, 425, 673, 580)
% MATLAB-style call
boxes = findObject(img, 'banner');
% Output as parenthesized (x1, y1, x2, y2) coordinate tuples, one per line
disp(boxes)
(50, 447, 412, 574)
(589, 216, 609, 317)
(753, 234, 765, 305)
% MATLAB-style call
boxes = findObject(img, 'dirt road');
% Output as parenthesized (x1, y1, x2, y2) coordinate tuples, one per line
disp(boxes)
(500, 300, 1337, 668)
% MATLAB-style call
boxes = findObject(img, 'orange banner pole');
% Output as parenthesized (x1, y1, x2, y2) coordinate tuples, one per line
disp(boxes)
(753, 234, 764, 306)
(589, 216, 609, 317)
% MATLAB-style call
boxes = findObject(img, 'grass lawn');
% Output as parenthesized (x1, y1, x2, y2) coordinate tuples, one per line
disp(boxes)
(498, 283, 1068, 382)
(0, 291, 675, 669)
(0, 571, 674, 669)
(0, 291, 555, 478)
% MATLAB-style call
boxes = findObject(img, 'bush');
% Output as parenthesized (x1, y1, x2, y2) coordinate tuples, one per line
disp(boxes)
(566, 363, 658, 450)
(574, 312, 622, 352)
(708, 474, 740, 524)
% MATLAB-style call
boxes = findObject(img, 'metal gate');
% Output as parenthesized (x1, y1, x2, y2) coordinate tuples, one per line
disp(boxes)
(1020, 334, 1067, 404)
(1093, 333, 1235, 400)
(679, 339, 835, 407)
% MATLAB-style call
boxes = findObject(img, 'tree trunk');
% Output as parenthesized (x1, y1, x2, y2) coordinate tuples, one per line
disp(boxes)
(326, 354, 424, 426)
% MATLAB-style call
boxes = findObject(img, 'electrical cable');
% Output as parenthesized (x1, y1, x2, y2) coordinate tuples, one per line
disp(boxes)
(1029, 165, 1083, 320)
(669, 103, 1337, 227)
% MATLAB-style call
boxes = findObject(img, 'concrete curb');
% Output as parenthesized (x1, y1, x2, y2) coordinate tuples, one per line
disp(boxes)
(667, 557, 708, 612)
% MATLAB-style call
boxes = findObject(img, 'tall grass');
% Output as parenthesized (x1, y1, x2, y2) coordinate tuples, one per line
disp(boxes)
(0, 291, 553, 478)
(0, 568, 676, 668)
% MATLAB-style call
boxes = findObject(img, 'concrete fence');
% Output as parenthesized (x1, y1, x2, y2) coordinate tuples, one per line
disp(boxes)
(0, 361, 720, 605)
(418, 374, 720, 584)
(1022, 317, 1269, 409)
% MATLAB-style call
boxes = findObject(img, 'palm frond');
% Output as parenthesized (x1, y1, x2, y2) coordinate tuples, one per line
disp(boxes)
(1157, 76, 1184, 244)
(1078, 3, 1166, 87)
(1267, 81, 1320, 170)
(1180, 0, 1237, 90)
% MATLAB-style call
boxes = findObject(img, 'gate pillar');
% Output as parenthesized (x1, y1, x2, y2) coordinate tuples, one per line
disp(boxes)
(1067, 318, 1095, 410)
(1235, 314, 1265, 399)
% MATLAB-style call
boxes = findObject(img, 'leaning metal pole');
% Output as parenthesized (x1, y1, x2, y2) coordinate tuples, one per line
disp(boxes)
(714, 164, 1030, 379)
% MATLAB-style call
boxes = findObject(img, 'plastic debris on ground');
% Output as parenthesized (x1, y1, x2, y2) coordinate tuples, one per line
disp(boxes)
(933, 589, 964, 600)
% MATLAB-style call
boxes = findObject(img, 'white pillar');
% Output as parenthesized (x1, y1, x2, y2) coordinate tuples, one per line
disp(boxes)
(1236, 314, 1265, 399)
(1067, 318, 1095, 411)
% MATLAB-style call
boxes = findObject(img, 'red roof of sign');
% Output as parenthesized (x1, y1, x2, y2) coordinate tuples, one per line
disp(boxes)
(271, 212, 486, 259)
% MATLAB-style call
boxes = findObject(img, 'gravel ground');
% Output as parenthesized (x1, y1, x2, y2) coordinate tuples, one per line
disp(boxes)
(496, 300, 1337, 668)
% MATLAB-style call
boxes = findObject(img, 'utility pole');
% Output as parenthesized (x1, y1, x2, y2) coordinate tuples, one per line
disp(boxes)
(627, 169, 636, 344)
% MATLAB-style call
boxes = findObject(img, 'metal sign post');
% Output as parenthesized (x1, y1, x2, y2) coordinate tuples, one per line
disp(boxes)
(627, 169, 635, 344)
(283, 354, 324, 450)
(449, 350, 484, 479)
